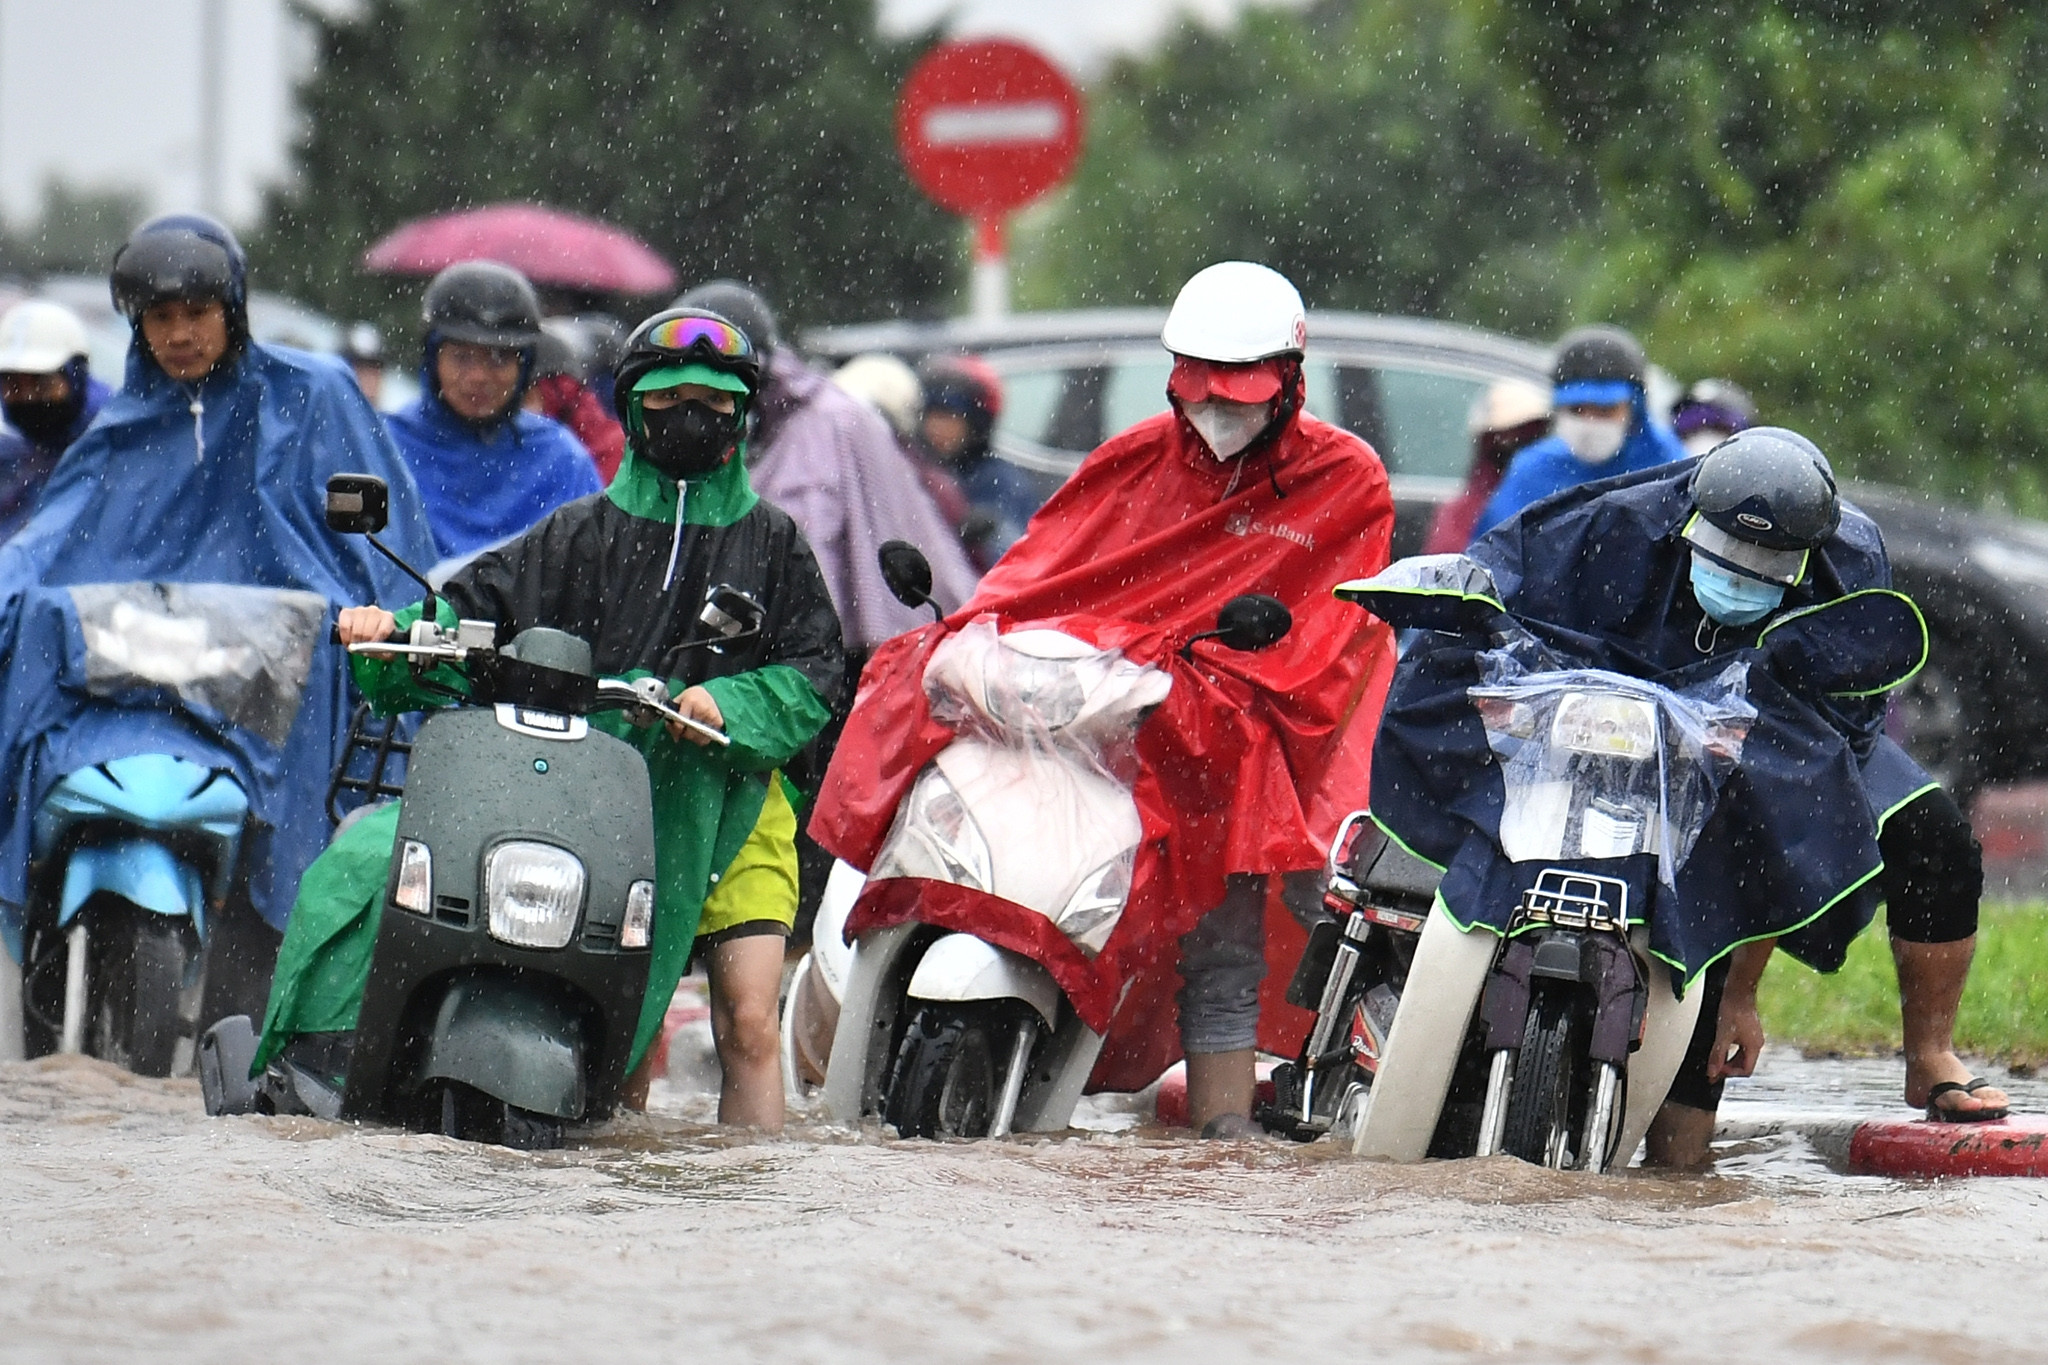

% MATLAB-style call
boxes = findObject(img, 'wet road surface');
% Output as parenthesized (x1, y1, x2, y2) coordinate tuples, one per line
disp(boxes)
(3, 1047, 2044, 1364)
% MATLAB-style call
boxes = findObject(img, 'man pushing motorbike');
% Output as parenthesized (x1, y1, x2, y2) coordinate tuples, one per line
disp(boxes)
(811, 262, 1396, 1136)
(259, 308, 844, 1132)
(1388, 429, 2005, 1166)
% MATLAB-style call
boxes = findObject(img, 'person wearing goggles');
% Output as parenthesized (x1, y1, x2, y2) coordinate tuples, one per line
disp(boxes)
(271, 308, 846, 1133)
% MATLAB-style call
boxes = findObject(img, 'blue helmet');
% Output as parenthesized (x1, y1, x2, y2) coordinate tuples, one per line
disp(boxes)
(109, 213, 249, 340)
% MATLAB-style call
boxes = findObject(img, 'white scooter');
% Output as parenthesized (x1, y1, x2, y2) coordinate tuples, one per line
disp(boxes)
(783, 543, 1289, 1139)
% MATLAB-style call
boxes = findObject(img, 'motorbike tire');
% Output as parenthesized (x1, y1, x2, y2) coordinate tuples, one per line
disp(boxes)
(884, 1003, 1001, 1140)
(1501, 985, 1579, 1168)
(433, 1081, 565, 1151)
(89, 901, 197, 1079)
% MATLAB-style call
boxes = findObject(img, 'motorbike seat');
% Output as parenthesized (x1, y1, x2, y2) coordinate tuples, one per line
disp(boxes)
(1350, 823, 1443, 904)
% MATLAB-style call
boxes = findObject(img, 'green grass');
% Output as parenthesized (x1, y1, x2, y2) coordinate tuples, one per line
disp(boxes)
(1757, 902, 2048, 1065)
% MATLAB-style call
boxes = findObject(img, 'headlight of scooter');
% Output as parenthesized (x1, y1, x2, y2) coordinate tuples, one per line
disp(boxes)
(987, 653, 1087, 732)
(907, 770, 994, 892)
(1551, 691, 1659, 762)
(485, 841, 586, 949)
(1055, 849, 1133, 956)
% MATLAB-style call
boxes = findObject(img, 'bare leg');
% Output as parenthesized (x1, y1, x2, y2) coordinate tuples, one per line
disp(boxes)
(1643, 1103, 1716, 1169)
(1892, 935, 2008, 1114)
(620, 1054, 655, 1112)
(1186, 1048, 1255, 1133)
(706, 934, 787, 1132)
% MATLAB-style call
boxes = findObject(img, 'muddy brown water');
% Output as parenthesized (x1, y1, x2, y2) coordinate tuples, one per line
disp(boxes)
(3, 1046, 2045, 1364)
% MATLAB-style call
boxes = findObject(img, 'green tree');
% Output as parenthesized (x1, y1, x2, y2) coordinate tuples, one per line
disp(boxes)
(256, 0, 957, 336)
(1015, 0, 1588, 332)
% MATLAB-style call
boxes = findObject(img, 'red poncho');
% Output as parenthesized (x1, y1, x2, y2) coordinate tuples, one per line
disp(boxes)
(809, 408, 1396, 1088)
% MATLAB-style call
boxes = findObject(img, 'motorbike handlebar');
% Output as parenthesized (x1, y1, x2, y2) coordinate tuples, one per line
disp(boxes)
(592, 678, 731, 747)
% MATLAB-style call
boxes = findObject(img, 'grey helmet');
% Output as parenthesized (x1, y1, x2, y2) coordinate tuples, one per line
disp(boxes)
(1683, 426, 1840, 585)
(1552, 325, 1646, 388)
(422, 261, 542, 349)
(674, 280, 781, 353)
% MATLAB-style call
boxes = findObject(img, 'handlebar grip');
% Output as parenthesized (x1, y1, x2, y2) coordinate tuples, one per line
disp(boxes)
(329, 623, 343, 645)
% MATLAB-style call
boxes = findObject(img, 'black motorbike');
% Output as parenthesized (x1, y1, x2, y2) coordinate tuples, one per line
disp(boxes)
(202, 474, 756, 1149)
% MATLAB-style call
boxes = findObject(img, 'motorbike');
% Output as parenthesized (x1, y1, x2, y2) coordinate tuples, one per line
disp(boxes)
(787, 542, 1290, 1140)
(201, 473, 756, 1149)
(13, 581, 327, 1077)
(1318, 555, 1921, 1171)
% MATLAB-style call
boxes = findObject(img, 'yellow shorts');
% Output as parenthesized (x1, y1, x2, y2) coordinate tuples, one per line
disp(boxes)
(694, 776, 799, 945)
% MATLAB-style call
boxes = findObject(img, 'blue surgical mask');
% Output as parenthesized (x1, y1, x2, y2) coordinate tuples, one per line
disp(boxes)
(1690, 555, 1785, 626)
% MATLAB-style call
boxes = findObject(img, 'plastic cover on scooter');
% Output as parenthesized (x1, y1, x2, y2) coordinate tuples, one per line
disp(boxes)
(70, 582, 327, 747)
(866, 616, 1170, 956)
(1469, 650, 1754, 885)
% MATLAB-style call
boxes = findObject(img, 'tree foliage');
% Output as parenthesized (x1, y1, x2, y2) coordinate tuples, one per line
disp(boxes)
(256, 0, 956, 336)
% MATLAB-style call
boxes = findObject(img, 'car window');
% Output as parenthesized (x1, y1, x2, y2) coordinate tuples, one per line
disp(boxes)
(1378, 367, 1487, 480)
(1103, 357, 1171, 438)
(996, 368, 1065, 448)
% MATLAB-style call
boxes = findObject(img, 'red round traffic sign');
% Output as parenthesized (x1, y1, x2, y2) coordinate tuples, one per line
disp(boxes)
(896, 39, 1084, 220)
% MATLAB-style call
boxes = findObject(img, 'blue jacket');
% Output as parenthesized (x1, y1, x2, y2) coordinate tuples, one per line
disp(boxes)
(1374, 461, 1933, 983)
(0, 374, 110, 541)
(1470, 386, 1686, 542)
(387, 392, 601, 561)
(0, 341, 437, 948)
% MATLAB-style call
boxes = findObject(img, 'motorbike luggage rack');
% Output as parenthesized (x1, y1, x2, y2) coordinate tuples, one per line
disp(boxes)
(1515, 868, 1629, 933)
(325, 702, 411, 824)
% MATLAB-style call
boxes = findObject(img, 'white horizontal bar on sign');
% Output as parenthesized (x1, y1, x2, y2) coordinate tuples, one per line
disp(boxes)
(922, 101, 1066, 147)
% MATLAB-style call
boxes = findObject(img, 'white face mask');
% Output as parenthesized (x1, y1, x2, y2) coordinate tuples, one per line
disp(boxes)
(1682, 428, 1731, 458)
(1555, 412, 1629, 465)
(1183, 399, 1272, 461)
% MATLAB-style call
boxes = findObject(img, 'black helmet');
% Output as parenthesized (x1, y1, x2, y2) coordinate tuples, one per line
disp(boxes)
(1552, 325, 1646, 389)
(674, 280, 781, 353)
(612, 308, 763, 419)
(918, 355, 1003, 451)
(110, 213, 248, 334)
(1684, 426, 1840, 585)
(422, 261, 542, 349)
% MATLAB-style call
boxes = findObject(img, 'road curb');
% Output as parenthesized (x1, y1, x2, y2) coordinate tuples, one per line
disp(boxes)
(1717, 1111, 2048, 1177)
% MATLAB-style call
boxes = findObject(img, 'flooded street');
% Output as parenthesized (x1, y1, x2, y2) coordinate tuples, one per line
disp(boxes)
(4, 1045, 2046, 1364)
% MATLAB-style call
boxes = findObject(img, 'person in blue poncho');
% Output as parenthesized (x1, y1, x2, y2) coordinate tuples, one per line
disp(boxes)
(1469, 325, 1687, 542)
(385, 261, 602, 563)
(0, 212, 436, 1032)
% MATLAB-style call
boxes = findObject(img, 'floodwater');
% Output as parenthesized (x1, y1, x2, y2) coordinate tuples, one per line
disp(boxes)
(4, 1033, 2046, 1364)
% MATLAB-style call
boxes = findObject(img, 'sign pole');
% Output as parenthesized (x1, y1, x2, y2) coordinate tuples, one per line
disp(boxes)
(971, 215, 1008, 322)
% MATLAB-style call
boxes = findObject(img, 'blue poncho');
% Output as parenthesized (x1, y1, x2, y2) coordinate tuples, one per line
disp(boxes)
(0, 339, 437, 951)
(386, 390, 601, 560)
(1471, 384, 1686, 542)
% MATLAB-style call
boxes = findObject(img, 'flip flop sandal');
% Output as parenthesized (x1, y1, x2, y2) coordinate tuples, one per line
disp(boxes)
(1924, 1078, 2011, 1123)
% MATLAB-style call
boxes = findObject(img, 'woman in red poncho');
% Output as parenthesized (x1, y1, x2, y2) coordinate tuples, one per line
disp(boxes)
(810, 262, 1396, 1134)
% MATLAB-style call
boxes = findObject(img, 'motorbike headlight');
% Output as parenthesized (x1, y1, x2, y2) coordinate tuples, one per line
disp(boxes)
(620, 879, 655, 950)
(909, 770, 994, 892)
(987, 653, 1087, 732)
(1551, 692, 1659, 762)
(1056, 850, 1133, 955)
(393, 839, 432, 915)
(485, 841, 585, 949)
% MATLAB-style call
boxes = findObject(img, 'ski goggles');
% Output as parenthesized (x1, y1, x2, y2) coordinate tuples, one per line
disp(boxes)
(644, 313, 757, 360)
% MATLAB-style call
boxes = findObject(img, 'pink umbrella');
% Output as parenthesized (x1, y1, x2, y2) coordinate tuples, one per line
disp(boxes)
(363, 203, 677, 295)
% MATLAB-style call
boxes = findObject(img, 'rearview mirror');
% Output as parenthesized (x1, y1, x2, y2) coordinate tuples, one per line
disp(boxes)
(1214, 594, 1292, 652)
(325, 474, 390, 535)
(702, 584, 766, 640)
(1759, 589, 1928, 697)
(878, 540, 936, 612)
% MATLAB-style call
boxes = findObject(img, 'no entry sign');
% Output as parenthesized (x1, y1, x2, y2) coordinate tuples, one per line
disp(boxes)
(896, 39, 1085, 221)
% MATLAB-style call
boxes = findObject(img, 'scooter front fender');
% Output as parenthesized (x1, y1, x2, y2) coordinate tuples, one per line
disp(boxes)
(905, 933, 1060, 1028)
(415, 976, 586, 1121)
(59, 839, 205, 935)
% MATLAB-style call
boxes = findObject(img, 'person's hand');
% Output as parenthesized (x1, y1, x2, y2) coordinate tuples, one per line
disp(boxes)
(337, 605, 400, 659)
(666, 685, 725, 746)
(1708, 989, 1766, 1080)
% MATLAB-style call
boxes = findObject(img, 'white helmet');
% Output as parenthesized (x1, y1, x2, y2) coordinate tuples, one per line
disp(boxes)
(1160, 261, 1307, 364)
(833, 352, 922, 443)
(0, 300, 90, 374)
(1466, 378, 1551, 437)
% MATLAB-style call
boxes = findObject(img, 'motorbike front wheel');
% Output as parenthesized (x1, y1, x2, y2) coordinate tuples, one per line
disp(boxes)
(1501, 984, 1581, 1168)
(90, 901, 199, 1078)
(431, 1081, 566, 1151)
(885, 1003, 1007, 1139)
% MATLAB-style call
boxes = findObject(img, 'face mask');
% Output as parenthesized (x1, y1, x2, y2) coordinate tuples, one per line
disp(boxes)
(1182, 399, 1273, 461)
(1555, 413, 1629, 465)
(3, 396, 80, 450)
(1690, 554, 1785, 626)
(637, 399, 742, 481)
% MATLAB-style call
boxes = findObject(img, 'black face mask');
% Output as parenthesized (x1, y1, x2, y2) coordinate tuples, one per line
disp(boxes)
(4, 391, 83, 451)
(638, 399, 742, 481)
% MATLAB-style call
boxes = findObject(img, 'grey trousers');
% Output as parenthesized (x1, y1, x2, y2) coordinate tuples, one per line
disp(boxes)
(1175, 870, 1324, 1055)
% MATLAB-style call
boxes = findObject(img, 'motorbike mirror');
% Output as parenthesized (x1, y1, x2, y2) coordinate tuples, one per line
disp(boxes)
(1758, 589, 1928, 697)
(325, 474, 390, 535)
(702, 584, 766, 639)
(1215, 594, 1292, 651)
(878, 540, 938, 615)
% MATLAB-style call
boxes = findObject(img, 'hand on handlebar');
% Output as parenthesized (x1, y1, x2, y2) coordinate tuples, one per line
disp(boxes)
(666, 685, 725, 747)
(338, 605, 401, 658)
